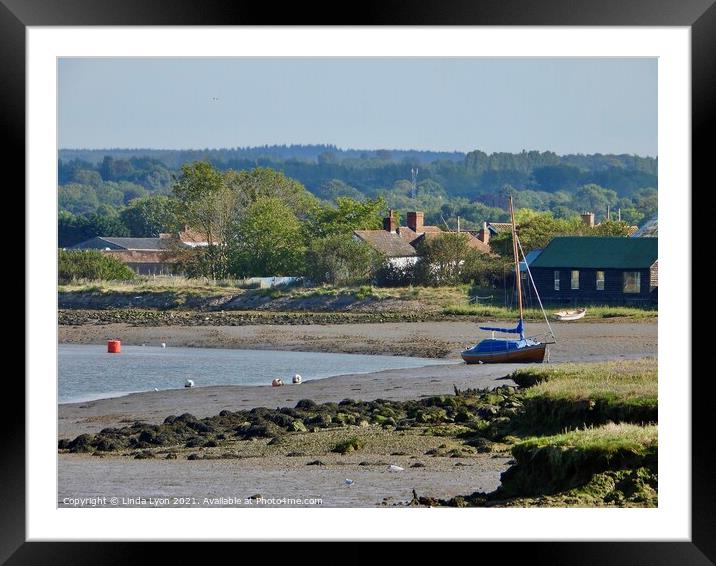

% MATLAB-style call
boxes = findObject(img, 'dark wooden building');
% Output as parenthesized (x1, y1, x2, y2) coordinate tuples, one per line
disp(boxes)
(529, 237, 658, 306)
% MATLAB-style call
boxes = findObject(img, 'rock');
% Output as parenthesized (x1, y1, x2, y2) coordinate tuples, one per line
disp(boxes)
(133, 450, 155, 459)
(165, 452, 178, 459)
(67, 434, 94, 453)
(410, 462, 426, 468)
(306, 460, 325, 466)
(289, 420, 307, 433)
(176, 413, 198, 423)
(295, 399, 318, 410)
(477, 405, 500, 419)
(467, 437, 495, 453)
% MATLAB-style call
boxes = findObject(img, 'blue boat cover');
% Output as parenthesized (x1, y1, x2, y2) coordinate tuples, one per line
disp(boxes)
(464, 336, 540, 353)
(479, 318, 525, 339)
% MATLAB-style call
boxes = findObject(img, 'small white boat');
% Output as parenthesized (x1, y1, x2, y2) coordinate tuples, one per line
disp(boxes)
(553, 308, 587, 321)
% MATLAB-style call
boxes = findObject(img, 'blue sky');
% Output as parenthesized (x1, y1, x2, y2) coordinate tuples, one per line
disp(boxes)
(58, 57, 657, 156)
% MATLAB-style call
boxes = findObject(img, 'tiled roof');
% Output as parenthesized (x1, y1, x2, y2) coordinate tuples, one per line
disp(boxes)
(530, 237, 658, 269)
(71, 237, 171, 251)
(487, 222, 513, 233)
(464, 233, 492, 253)
(101, 237, 171, 250)
(413, 231, 492, 254)
(160, 228, 214, 244)
(353, 229, 418, 257)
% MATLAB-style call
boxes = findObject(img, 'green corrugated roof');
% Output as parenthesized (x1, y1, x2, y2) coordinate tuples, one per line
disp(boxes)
(530, 237, 658, 269)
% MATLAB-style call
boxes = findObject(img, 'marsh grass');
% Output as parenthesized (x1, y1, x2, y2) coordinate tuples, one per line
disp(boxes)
(443, 304, 657, 320)
(505, 360, 657, 435)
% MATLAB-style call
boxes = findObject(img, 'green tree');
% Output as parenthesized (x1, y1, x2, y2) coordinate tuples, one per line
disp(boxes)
(591, 220, 635, 236)
(573, 184, 618, 217)
(59, 183, 100, 215)
(58, 211, 130, 248)
(490, 210, 582, 256)
(172, 161, 237, 278)
(305, 197, 385, 239)
(121, 195, 180, 237)
(462, 251, 512, 288)
(305, 233, 381, 286)
(315, 179, 363, 202)
(414, 232, 475, 286)
(223, 167, 317, 216)
(230, 196, 304, 277)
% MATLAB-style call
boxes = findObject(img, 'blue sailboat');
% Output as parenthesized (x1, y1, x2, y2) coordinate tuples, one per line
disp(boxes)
(461, 197, 552, 364)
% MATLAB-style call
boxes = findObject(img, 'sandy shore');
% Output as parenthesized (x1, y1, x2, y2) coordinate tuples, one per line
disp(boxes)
(59, 319, 656, 359)
(58, 319, 657, 507)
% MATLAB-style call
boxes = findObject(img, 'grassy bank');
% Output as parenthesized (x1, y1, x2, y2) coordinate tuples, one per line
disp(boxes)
(500, 423, 657, 498)
(413, 359, 658, 507)
(508, 360, 657, 434)
(58, 279, 657, 320)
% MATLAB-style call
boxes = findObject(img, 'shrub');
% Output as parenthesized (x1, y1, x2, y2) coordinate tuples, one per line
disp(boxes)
(58, 249, 136, 283)
(374, 261, 418, 287)
(305, 234, 381, 286)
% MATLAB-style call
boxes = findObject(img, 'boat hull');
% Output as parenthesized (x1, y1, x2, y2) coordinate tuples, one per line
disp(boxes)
(461, 342, 547, 364)
(553, 309, 586, 321)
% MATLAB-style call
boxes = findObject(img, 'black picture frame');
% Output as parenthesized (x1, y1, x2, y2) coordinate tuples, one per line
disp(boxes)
(8, 0, 705, 563)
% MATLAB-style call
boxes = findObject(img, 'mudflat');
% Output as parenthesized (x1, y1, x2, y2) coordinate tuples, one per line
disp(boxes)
(57, 319, 657, 508)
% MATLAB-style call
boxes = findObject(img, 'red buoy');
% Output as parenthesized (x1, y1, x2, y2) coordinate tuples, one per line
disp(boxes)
(107, 340, 121, 353)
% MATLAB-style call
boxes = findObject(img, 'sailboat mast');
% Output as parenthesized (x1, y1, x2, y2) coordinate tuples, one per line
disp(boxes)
(509, 196, 524, 321)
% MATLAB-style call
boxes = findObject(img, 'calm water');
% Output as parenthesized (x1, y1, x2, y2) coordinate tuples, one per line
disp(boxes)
(58, 344, 452, 403)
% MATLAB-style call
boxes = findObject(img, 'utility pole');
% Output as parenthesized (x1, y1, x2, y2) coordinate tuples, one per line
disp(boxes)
(410, 167, 419, 201)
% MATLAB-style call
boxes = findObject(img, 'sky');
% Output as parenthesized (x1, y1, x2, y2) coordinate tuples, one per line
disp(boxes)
(58, 57, 657, 156)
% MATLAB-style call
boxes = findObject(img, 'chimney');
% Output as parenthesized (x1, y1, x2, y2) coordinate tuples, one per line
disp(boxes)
(581, 212, 595, 228)
(478, 221, 490, 244)
(383, 209, 397, 233)
(406, 211, 424, 233)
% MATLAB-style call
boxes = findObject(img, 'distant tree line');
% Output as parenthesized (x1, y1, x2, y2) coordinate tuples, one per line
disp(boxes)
(58, 146, 657, 239)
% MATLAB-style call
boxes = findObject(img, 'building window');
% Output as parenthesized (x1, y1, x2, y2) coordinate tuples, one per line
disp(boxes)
(623, 271, 641, 294)
(596, 271, 605, 291)
(554, 271, 560, 291)
(571, 270, 580, 290)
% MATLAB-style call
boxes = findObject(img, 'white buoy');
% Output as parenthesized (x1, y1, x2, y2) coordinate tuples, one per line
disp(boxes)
(161, 343, 166, 348)
(185, 379, 194, 388)
(272, 378, 284, 387)
(388, 465, 404, 473)
(292, 374, 302, 384)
